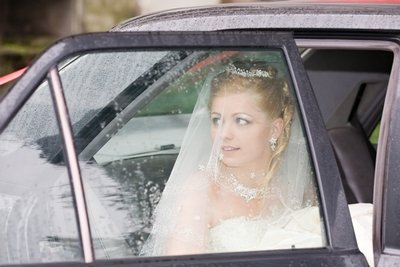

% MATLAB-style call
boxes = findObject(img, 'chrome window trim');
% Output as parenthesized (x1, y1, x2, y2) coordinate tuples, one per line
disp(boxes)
(48, 67, 94, 263)
(296, 39, 399, 51)
(374, 43, 400, 256)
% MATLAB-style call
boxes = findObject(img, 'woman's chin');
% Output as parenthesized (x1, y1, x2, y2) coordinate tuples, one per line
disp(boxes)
(221, 158, 241, 168)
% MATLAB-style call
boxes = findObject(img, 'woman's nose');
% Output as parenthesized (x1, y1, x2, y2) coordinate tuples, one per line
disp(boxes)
(221, 122, 233, 140)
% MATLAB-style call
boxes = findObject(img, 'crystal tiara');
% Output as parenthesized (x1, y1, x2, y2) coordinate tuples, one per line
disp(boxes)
(226, 64, 272, 78)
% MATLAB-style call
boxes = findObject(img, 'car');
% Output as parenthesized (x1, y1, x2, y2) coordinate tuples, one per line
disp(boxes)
(1, 1, 400, 266)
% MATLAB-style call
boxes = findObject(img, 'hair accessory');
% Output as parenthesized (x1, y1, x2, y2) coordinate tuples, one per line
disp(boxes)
(227, 64, 272, 78)
(269, 137, 277, 152)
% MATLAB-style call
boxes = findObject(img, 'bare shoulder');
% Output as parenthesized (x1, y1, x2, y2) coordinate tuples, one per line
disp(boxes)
(184, 170, 212, 190)
(173, 170, 212, 208)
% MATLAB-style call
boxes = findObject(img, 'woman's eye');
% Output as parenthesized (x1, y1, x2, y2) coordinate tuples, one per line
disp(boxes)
(211, 117, 222, 126)
(236, 117, 249, 126)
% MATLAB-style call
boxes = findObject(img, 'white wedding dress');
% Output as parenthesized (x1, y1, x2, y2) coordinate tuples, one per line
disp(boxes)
(208, 206, 323, 252)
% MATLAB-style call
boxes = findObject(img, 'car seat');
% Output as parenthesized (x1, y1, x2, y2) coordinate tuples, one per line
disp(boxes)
(328, 126, 375, 204)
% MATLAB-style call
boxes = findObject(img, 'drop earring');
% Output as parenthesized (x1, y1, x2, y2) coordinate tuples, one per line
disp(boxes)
(269, 137, 277, 152)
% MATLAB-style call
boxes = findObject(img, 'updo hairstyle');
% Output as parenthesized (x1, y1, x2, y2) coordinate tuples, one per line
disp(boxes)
(209, 61, 294, 177)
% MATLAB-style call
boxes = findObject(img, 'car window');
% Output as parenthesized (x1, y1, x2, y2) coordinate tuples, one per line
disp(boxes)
(0, 80, 83, 264)
(59, 51, 168, 137)
(58, 49, 326, 259)
(300, 46, 393, 204)
(369, 122, 380, 146)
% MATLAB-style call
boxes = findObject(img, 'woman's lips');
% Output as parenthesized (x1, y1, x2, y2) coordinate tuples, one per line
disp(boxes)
(222, 146, 239, 152)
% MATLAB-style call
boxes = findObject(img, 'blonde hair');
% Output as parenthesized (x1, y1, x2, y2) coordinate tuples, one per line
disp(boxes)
(209, 63, 294, 178)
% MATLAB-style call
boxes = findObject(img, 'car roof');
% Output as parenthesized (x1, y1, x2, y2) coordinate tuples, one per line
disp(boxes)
(112, 1, 400, 32)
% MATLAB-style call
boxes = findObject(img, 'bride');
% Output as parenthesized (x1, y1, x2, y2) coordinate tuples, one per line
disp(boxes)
(141, 58, 324, 256)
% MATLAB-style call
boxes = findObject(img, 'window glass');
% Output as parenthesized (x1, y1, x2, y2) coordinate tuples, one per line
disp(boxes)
(369, 121, 380, 146)
(59, 51, 167, 135)
(61, 49, 325, 259)
(0, 81, 82, 264)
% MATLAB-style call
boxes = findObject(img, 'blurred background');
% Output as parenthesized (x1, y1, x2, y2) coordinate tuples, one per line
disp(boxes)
(0, 0, 276, 95)
(0, 0, 269, 78)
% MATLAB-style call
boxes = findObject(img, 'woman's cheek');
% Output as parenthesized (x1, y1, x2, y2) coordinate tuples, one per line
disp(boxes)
(210, 127, 217, 140)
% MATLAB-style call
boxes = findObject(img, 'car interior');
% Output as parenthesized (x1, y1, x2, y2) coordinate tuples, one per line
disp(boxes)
(19, 46, 392, 259)
(302, 48, 393, 204)
(67, 48, 395, 256)
(58, 48, 394, 213)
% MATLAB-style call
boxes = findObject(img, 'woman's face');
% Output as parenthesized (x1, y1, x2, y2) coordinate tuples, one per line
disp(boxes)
(210, 91, 283, 171)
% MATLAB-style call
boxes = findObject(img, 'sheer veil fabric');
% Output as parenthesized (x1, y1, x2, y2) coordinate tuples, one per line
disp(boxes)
(141, 56, 324, 256)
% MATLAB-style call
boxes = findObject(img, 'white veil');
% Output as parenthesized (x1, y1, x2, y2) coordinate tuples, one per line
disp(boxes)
(140, 55, 321, 256)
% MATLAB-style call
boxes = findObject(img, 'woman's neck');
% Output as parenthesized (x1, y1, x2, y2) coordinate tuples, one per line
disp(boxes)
(220, 163, 270, 188)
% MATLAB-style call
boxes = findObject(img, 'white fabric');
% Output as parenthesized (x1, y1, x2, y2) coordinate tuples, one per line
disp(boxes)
(349, 203, 374, 267)
(208, 206, 323, 252)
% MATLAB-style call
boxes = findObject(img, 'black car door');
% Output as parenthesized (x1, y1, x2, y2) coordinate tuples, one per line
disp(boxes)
(0, 31, 366, 266)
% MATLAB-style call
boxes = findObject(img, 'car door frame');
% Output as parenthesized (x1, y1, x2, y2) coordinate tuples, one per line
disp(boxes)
(0, 31, 366, 266)
(372, 35, 400, 266)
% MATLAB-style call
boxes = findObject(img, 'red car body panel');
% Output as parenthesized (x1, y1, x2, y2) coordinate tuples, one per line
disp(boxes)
(0, 67, 27, 86)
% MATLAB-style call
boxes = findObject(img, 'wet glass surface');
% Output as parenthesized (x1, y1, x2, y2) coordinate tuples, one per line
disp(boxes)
(0, 80, 83, 264)
(0, 48, 325, 262)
